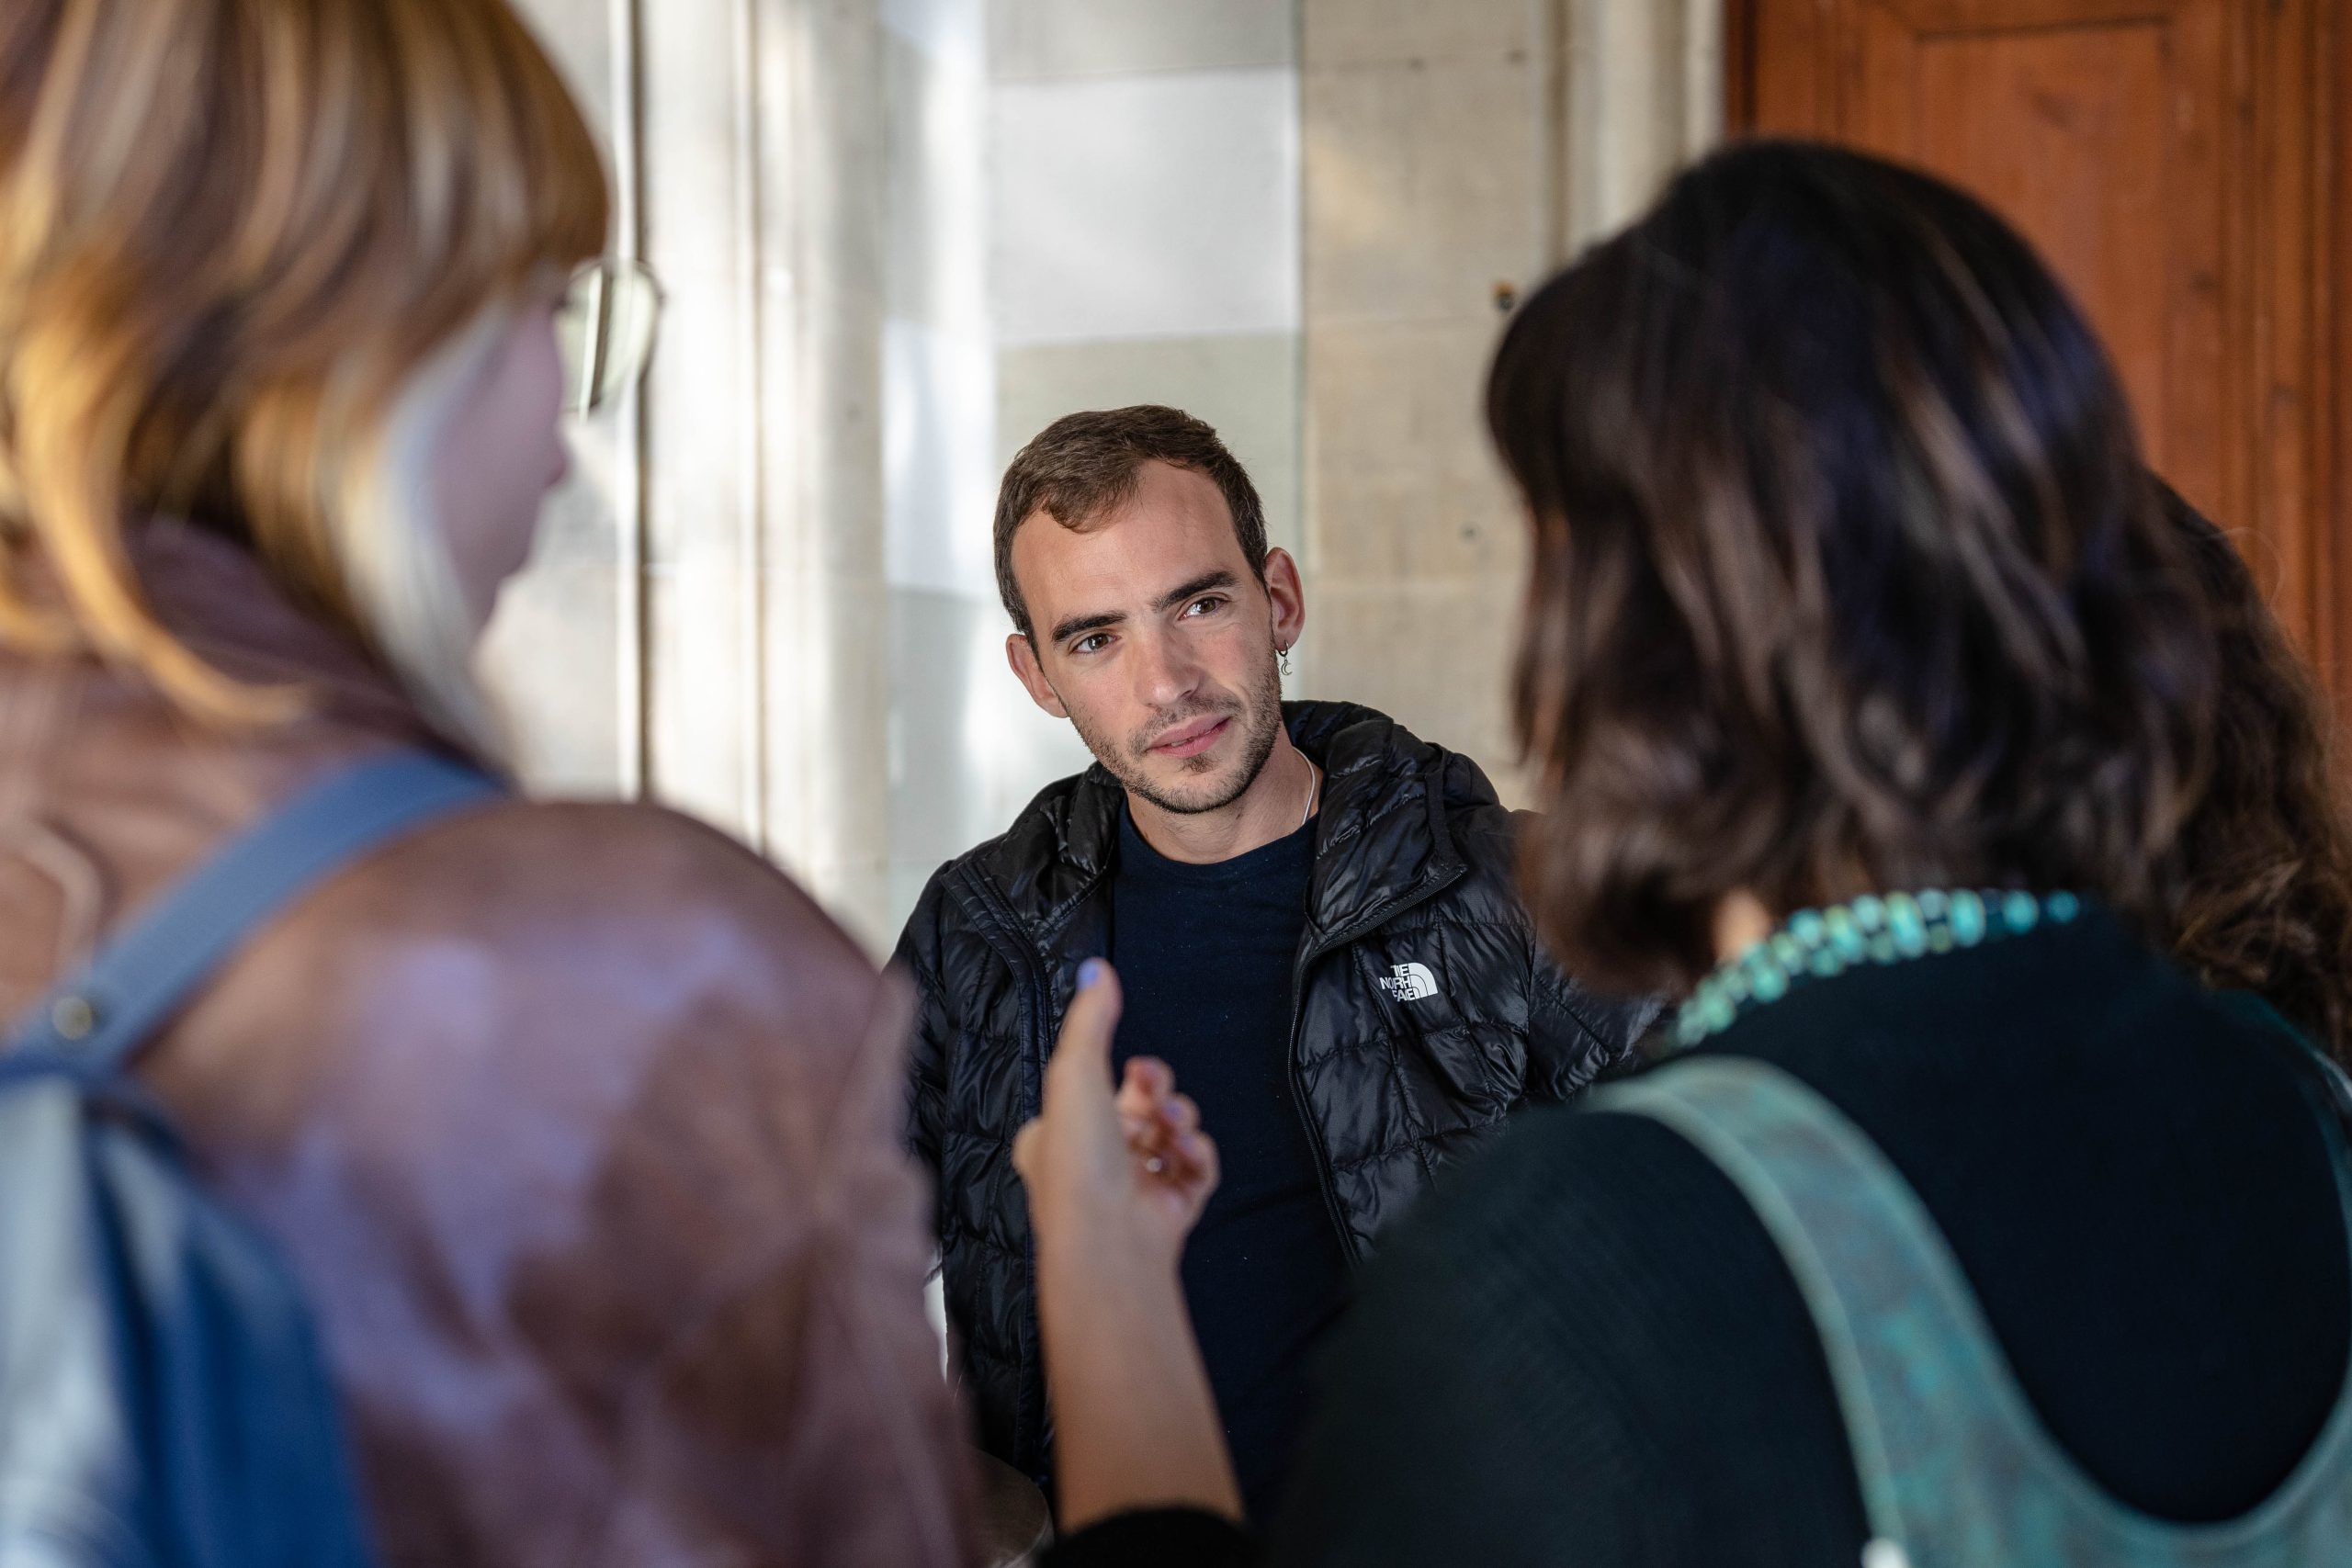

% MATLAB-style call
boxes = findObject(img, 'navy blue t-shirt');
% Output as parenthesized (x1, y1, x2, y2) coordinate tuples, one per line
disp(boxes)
(1109, 805, 1351, 1523)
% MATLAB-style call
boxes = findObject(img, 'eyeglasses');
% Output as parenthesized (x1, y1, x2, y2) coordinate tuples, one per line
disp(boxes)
(556, 257, 662, 416)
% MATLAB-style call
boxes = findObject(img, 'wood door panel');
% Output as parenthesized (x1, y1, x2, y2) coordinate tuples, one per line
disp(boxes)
(1909, 21, 2174, 446)
(1846, 1, 2228, 523)
(1869, 0, 2172, 26)
(2332, 0, 2350, 686)
(1734, 0, 2347, 716)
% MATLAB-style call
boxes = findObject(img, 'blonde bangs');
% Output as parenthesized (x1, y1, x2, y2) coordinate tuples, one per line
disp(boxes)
(0, 0, 610, 735)
(378, 0, 610, 340)
(500, 7, 612, 287)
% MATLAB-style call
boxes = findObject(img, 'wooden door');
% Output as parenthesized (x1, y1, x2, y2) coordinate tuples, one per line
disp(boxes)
(1731, 0, 2350, 716)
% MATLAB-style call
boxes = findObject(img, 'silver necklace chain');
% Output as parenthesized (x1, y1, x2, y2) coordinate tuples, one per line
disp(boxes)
(1297, 754, 1321, 831)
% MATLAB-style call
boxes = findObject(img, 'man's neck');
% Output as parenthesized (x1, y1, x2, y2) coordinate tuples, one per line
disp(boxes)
(1126, 732, 1317, 865)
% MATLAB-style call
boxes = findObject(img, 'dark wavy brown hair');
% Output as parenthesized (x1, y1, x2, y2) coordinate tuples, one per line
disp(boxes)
(2158, 479, 2352, 1060)
(1487, 141, 2216, 998)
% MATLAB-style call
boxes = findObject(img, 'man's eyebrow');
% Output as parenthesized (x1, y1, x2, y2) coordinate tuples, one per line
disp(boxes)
(1048, 608, 1126, 646)
(1151, 570, 1238, 614)
(1046, 572, 1239, 647)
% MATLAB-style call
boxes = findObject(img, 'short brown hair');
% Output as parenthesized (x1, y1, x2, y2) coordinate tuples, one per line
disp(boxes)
(993, 405, 1267, 639)
(1487, 141, 2215, 998)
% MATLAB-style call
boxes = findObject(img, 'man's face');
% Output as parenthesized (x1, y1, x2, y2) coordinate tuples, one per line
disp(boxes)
(1007, 460, 1303, 816)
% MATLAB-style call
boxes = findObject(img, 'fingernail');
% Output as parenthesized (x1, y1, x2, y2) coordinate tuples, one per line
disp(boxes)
(1078, 958, 1105, 989)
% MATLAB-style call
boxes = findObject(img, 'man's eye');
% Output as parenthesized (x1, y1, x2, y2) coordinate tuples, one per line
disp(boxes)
(1183, 596, 1227, 618)
(1073, 634, 1110, 655)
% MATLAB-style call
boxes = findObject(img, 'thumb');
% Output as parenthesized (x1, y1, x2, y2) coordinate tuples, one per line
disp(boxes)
(1051, 958, 1125, 1082)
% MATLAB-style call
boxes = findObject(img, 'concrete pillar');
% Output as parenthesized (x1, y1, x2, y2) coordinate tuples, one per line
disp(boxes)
(491, 0, 897, 948)
(1557, 0, 1724, 255)
(484, 0, 642, 799)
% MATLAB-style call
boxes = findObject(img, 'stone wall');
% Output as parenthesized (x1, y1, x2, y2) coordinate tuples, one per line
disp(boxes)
(881, 0, 1309, 936)
(1296, 0, 1721, 805)
(488, 0, 1720, 952)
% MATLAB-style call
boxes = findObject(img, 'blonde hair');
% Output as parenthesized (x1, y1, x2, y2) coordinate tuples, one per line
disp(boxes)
(0, 0, 608, 741)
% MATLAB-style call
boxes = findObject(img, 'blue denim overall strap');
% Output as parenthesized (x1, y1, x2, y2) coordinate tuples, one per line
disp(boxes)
(1590, 1055, 2352, 1568)
(3, 750, 502, 1079)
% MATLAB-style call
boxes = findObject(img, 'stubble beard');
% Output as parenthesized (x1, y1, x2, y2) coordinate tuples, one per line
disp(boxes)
(1070, 649, 1287, 817)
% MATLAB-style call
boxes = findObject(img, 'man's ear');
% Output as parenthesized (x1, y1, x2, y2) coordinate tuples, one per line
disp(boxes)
(1006, 631, 1070, 718)
(1263, 547, 1306, 652)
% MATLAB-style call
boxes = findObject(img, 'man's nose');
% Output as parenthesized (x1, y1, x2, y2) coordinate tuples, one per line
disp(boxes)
(1133, 630, 1203, 711)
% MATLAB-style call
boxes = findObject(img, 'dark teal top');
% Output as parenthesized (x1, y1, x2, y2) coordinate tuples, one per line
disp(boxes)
(1051, 905, 2352, 1566)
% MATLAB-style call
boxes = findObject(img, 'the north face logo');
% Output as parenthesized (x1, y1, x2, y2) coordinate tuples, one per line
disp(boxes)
(1378, 962, 1439, 1003)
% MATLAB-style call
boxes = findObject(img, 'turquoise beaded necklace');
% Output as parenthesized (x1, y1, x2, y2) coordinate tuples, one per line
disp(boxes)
(1670, 887, 2083, 1051)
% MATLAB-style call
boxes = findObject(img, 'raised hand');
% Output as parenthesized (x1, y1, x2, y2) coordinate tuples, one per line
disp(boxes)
(1014, 960, 1220, 1266)
(1114, 1054, 1219, 1235)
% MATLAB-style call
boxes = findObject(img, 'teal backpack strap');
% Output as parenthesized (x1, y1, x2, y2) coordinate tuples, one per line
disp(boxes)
(1592, 1060, 1940, 1559)
(1590, 1056, 2352, 1568)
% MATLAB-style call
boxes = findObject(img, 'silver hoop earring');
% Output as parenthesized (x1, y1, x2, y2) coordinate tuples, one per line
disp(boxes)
(1279, 644, 1294, 678)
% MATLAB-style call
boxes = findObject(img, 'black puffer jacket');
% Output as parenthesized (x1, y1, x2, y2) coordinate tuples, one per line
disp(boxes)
(895, 702, 1658, 1485)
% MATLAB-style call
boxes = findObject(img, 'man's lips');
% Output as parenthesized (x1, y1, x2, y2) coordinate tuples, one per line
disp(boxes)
(1148, 716, 1231, 758)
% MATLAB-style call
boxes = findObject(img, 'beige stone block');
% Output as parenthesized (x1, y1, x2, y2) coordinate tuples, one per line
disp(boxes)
(990, 72, 1302, 345)
(891, 588, 1005, 874)
(641, 560, 899, 953)
(1307, 463, 1528, 585)
(763, 571, 893, 875)
(773, 287, 891, 583)
(1302, 579, 1526, 780)
(642, 560, 757, 843)
(479, 557, 628, 798)
(1304, 57, 1547, 325)
(991, 0, 1296, 81)
(1303, 317, 1529, 579)
(639, 251, 758, 571)
(886, 586, 1098, 878)
(885, 33, 989, 332)
(1306, 318, 1499, 475)
(996, 333, 1305, 556)
(1303, 0, 1538, 70)
(637, 0, 753, 251)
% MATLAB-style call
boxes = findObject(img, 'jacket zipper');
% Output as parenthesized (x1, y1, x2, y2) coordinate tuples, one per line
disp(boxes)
(1285, 937, 1356, 1267)
(1285, 863, 1465, 1271)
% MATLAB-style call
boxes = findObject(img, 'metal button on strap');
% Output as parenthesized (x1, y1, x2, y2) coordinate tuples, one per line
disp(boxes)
(51, 994, 97, 1042)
